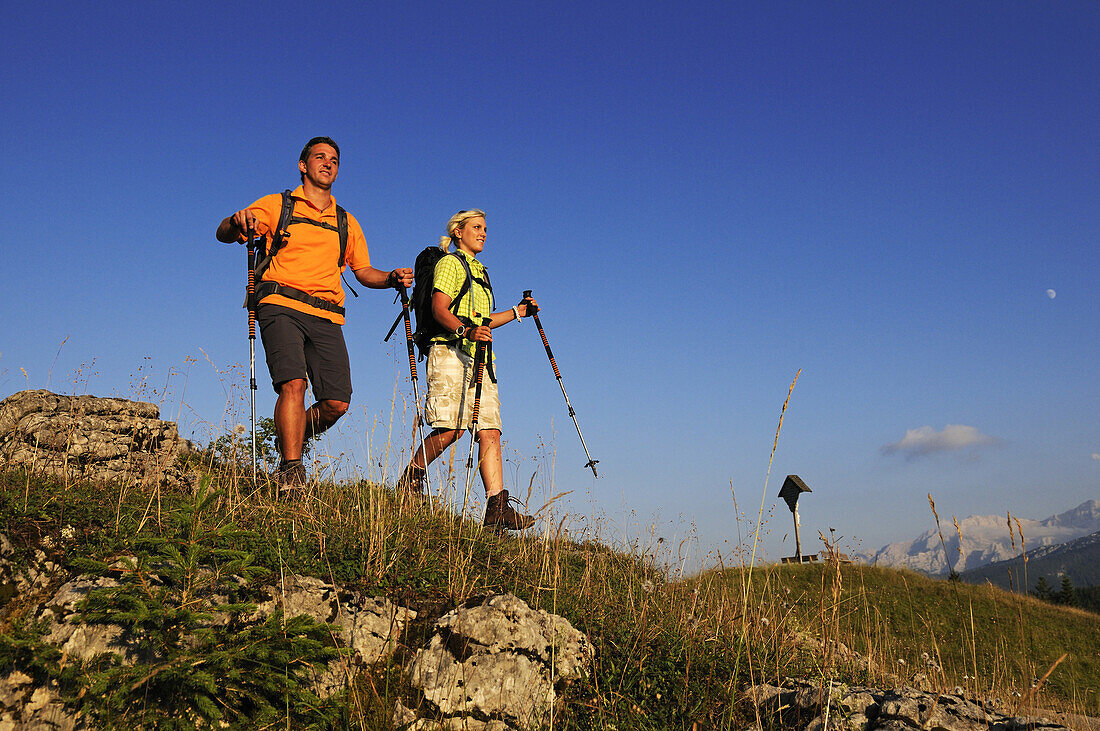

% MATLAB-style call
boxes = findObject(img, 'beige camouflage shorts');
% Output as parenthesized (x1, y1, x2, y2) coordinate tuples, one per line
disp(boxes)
(424, 343, 502, 433)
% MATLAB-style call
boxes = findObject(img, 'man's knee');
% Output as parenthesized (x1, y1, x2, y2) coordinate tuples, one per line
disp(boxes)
(320, 399, 349, 422)
(277, 379, 309, 399)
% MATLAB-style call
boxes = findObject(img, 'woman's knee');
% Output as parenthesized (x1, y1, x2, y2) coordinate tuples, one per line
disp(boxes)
(429, 427, 463, 445)
(476, 429, 501, 446)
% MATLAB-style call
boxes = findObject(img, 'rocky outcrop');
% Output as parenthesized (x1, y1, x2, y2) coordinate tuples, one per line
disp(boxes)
(744, 678, 1079, 730)
(407, 593, 594, 730)
(0, 390, 196, 488)
(0, 533, 592, 730)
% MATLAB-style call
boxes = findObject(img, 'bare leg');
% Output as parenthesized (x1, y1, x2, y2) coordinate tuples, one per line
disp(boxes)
(304, 399, 349, 443)
(274, 379, 309, 461)
(410, 428, 464, 471)
(476, 429, 503, 497)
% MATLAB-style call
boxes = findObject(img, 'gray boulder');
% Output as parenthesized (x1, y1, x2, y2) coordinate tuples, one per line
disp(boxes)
(251, 574, 416, 697)
(407, 593, 593, 730)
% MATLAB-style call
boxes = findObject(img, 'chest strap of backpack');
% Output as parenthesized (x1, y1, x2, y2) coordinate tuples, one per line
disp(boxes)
(251, 190, 349, 315)
(265, 189, 348, 265)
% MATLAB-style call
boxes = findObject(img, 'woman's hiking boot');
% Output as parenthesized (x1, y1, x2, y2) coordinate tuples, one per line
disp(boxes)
(395, 464, 427, 508)
(483, 489, 534, 531)
(276, 459, 307, 496)
(396, 464, 425, 495)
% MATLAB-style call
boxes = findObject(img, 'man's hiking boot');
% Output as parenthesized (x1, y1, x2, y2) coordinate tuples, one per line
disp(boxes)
(484, 490, 535, 531)
(276, 459, 307, 495)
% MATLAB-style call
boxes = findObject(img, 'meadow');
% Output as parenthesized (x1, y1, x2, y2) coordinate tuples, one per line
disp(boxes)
(0, 431, 1096, 729)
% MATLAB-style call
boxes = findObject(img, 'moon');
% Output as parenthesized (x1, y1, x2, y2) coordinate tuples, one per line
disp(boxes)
(1046, 289, 1056, 299)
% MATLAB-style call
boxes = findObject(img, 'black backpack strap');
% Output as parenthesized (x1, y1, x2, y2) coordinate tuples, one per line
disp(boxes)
(480, 267, 494, 312)
(255, 190, 295, 281)
(336, 205, 348, 268)
(268, 191, 348, 267)
(449, 252, 473, 316)
(272, 189, 296, 257)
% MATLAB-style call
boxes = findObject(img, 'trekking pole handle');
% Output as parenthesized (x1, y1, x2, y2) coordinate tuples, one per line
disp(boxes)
(521, 290, 538, 316)
(399, 286, 417, 378)
(247, 231, 257, 340)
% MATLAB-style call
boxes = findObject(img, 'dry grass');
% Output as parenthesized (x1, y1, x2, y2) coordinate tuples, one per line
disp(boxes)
(1, 365, 1097, 728)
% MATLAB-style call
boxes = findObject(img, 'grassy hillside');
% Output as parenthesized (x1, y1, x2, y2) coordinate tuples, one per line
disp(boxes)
(0, 460, 1097, 729)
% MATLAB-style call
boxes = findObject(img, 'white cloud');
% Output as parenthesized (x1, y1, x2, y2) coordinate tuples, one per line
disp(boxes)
(882, 424, 998, 459)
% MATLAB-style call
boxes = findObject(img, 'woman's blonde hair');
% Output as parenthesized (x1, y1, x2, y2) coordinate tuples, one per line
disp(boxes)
(439, 209, 486, 250)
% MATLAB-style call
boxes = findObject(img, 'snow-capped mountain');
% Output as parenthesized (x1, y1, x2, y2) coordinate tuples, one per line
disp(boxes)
(865, 499, 1100, 575)
(961, 529, 1100, 590)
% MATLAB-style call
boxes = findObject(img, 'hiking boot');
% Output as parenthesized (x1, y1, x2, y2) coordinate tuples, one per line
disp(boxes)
(276, 459, 307, 494)
(483, 490, 535, 531)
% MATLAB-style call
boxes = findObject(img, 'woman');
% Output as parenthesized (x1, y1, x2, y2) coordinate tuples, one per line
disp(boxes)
(399, 209, 538, 530)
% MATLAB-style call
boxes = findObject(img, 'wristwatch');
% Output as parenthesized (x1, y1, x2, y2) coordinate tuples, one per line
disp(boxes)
(454, 325, 467, 339)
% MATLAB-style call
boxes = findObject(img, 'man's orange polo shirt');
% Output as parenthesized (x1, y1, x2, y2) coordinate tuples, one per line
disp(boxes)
(241, 186, 369, 325)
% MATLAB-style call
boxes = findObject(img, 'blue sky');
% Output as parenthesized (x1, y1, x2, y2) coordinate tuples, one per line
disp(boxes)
(2, 1, 1097, 569)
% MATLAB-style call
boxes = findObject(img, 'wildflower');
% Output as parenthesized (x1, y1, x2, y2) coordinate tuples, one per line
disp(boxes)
(897, 658, 907, 666)
(641, 579, 655, 594)
(233, 424, 247, 435)
(61, 525, 76, 541)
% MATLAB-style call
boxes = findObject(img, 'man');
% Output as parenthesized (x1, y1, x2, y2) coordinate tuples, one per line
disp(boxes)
(217, 136, 413, 488)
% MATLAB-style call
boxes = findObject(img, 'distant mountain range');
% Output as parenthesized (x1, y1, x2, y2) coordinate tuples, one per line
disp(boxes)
(864, 499, 1100, 576)
(959, 529, 1100, 592)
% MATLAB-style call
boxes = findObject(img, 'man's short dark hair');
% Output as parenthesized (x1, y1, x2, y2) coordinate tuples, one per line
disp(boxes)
(299, 136, 340, 182)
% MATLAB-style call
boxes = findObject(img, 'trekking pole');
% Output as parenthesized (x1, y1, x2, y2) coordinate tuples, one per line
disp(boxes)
(246, 230, 258, 482)
(523, 290, 599, 477)
(398, 286, 434, 501)
(461, 317, 492, 516)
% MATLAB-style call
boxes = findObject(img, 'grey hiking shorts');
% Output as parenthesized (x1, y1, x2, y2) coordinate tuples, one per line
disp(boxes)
(257, 304, 352, 402)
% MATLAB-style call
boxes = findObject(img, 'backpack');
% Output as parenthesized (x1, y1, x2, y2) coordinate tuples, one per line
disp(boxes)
(250, 190, 350, 316)
(409, 247, 493, 357)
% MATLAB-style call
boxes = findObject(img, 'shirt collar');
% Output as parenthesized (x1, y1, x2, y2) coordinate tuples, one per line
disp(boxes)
(290, 185, 337, 216)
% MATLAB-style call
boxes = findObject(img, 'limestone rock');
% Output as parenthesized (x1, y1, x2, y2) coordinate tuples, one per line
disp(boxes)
(407, 593, 593, 730)
(744, 679, 1077, 730)
(38, 576, 147, 665)
(0, 672, 87, 730)
(0, 389, 196, 488)
(252, 574, 416, 697)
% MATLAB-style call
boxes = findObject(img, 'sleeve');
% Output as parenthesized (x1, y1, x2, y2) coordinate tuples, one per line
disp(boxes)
(344, 214, 371, 271)
(433, 255, 465, 299)
(237, 193, 282, 243)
